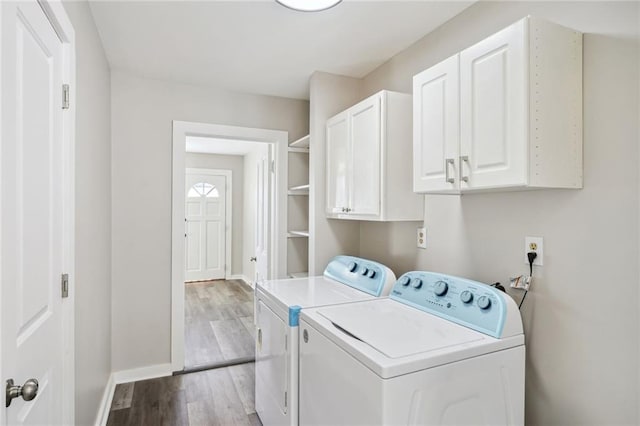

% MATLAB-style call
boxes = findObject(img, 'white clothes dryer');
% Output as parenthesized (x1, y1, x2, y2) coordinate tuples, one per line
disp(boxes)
(255, 255, 396, 426)
(298, 271, 525, 426)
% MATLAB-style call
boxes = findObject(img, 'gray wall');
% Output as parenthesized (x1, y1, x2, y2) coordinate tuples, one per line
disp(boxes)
(185, 153, 244, 276)
(355, 2, 639, 424)
(61, 1, 112, 424)
(308, 72, 363, 275)
(111, 71, 309, 371)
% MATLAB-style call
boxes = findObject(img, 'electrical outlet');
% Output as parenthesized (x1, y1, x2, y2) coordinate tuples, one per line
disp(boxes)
(417, 227, 427, 249)
(524, 236, 543, 266)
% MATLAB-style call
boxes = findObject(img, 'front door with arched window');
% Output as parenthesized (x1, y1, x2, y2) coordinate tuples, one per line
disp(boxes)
(185, 169, 227, 281)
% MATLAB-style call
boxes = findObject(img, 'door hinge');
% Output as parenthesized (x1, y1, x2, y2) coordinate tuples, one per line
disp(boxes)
(284, 391, 287, 408)
(61, 273, 69, 298)
(285, 335, 288, 351)
(271, 160, 275, 174)
(62, 84, 70, 110)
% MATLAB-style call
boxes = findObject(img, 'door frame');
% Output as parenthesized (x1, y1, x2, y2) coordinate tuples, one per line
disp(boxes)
(171, 120, 288, 372)
(184, 168, 232, 281)
(0, 1, 76, 424)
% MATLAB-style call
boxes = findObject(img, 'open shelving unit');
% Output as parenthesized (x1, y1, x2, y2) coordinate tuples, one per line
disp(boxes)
(286, 134, 310, 278)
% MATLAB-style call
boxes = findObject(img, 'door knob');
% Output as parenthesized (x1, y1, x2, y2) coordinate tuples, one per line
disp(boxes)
(6, 378, 38, 407)
(249, 257, 257, 262)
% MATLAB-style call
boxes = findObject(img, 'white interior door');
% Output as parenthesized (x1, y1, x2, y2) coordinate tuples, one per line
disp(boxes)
(254, 151, 271, 284)
(1, 1, 70, 424)
(185, 170, 227, 281)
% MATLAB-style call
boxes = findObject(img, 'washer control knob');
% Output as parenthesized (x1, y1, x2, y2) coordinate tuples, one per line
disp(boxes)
(477, 296, 492, 310)
(367, 269, 376, 279)
(434, 281, 449, 296)
(347, 262, 357, 272)
(411, 278, 423, 289)
(360, 267, 369, 276)
(460, 290, 474, 304)
(399, 276, 411, 286)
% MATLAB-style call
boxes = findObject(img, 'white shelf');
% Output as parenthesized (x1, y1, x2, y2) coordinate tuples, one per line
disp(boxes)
(287, 230, 309, 238)
(289, 134, 310, 149)
(288, 147, 309, 154)
(288, 272, 309, 279)
(288, 184, 310, 195)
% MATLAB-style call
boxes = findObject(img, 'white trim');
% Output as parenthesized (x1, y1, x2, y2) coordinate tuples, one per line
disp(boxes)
(95, 374, 116, 426)
(37, 1, 77, 424)
(112, 363, 173, 385)
(185, 168, 233, 280)
(171, 121, 288, 372)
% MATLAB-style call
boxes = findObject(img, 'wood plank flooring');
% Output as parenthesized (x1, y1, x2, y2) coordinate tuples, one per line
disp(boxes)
(106, 364, 261, 426)
(185, 279, 255, 368)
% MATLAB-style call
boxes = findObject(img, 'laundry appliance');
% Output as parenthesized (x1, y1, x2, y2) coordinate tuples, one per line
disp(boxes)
(298, 271, 525, 425)
(255, 255, 396, 426)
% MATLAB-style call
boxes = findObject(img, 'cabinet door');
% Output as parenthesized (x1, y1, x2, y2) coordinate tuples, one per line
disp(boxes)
(326, 111, 350, 214)
(349, 96, 381, 216)
(460, 19, 527, 189)
(413, 54, 460, 193)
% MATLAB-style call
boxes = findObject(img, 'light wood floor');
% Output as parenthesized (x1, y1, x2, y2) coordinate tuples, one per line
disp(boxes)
(184, 279, 255, 369)
(106, 364, 261, 426)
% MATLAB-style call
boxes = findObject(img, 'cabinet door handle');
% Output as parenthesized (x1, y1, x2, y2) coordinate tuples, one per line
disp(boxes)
(460, 156, 470, 183)
(445, 158, 455, 184)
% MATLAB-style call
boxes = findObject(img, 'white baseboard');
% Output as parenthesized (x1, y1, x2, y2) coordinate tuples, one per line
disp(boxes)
(229, 274, 253, 287)
(95, 373, 116, 426)
(94, 363, 172, 426)
(113, 363, 173, 384)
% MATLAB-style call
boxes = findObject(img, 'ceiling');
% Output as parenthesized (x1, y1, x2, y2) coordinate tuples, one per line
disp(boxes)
(186, 136, 267, 156)
(89, 0, 473, 100)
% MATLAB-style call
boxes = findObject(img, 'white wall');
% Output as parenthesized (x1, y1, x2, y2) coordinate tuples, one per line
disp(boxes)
(354, 2, 638, 425)
(185, 153, 244, 276)
(61, 1, 112, 424)
(111, 71, 308, 371)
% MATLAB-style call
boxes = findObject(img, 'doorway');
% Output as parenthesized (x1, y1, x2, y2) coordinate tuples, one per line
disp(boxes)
(171, 121, 288, 373)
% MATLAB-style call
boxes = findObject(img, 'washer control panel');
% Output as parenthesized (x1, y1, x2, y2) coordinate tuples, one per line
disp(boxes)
(391, 271, 508, 338)
(324, 255, 396, 297)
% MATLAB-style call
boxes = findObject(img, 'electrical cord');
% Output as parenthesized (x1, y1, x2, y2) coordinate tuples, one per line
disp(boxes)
(518, 252, 537, 310)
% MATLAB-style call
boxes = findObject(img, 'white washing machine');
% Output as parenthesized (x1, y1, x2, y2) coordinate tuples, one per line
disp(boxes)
(299, 271, 525, 426)
(255, 255, 396, 426)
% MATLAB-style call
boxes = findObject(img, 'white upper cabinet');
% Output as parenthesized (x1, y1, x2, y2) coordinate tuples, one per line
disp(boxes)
(326, 112, 350, 214)
(413, 17, 583, 194)
(413, 54, 460, 194)
(326, 90, 423, 221)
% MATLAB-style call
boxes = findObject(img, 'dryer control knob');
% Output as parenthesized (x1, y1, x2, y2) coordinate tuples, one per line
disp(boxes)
(399, 276, 411, 286)
(434, 281, 449, 296)
(460, 290, 474, 304)
(477, 296, 492, 310)
(411, 278, 423, 289)
(367, 269, 376, 279)
(347, 262, 358, 272)
(360, 267, 369, 275)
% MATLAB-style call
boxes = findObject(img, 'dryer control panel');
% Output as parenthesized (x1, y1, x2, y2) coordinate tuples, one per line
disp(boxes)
(390, 272, 517, 338)
(324, 255, 396, 297)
